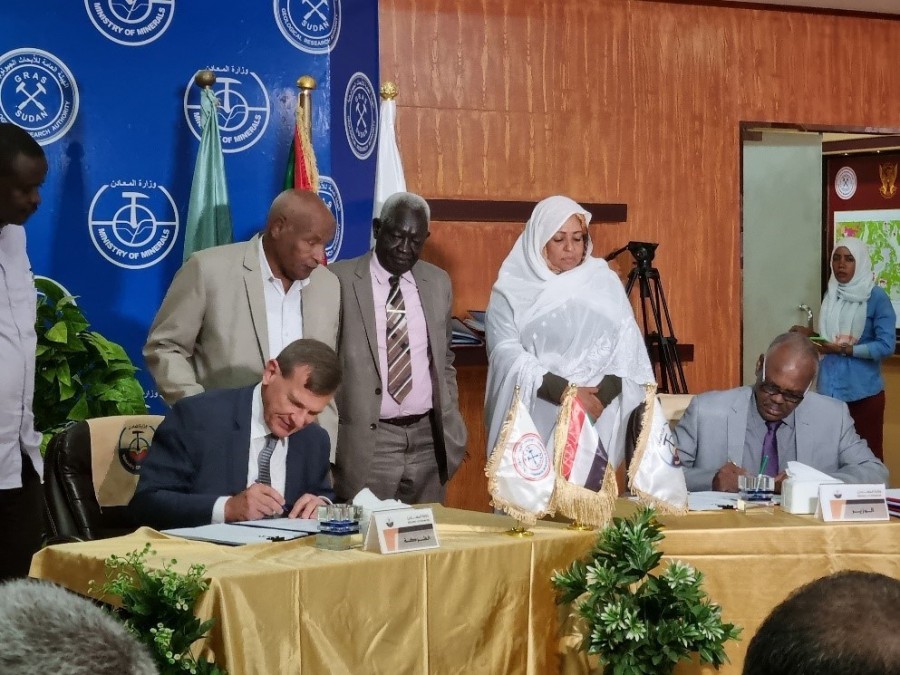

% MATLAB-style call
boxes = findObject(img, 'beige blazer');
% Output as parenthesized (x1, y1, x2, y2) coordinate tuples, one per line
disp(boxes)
(143, 235, 340, 452)
(328, 252, 467, 501)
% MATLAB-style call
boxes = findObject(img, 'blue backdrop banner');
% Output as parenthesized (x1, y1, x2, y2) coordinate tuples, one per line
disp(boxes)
(0, 1, 379, 413)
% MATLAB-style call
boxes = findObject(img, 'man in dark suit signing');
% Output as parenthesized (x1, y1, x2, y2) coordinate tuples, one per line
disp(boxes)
(130, 339, 340, 530)
(329, 192, 466, 503)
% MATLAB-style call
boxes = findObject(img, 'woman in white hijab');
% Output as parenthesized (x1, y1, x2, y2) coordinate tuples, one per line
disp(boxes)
(484, 195, 655, 459)
(794, 236, 896, 460)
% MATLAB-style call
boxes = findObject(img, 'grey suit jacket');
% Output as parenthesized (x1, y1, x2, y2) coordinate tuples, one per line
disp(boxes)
(328, 253, 467, 501)
(143, 235, 340, 451)
(674, 386, 888, 491)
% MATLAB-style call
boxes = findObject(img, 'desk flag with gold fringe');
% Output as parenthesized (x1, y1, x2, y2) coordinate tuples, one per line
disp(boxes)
(371, 82, 406, 249)
(485, 387, 556, 525)
(183, 81, 233, 261)
(550, 386, 619, 528)
(283, 95, 319, 193)
(628, 388, 689, 514)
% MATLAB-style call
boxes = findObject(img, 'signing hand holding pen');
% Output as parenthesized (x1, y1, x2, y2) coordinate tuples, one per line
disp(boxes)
(224, 482, 285, 522)
(712, 461, 749, 493)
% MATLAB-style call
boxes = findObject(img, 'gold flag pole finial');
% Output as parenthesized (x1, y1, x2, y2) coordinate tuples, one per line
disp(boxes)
(296, 75, 316, 136)
(380, 81, 398, 101)
(194, 70, 216, 89)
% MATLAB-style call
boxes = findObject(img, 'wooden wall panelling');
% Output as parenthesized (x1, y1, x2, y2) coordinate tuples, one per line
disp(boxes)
(381, 0, 900, 509)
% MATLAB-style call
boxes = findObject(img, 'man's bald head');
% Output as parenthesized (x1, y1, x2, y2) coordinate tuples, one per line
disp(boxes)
(262, 189, 336, 283)
(753, 332, 818, 422)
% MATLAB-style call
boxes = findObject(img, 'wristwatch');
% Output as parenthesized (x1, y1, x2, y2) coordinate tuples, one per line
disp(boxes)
(842, 344, 851, 357)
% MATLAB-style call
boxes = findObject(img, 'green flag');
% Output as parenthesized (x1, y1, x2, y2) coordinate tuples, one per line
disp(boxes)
(183, 86, 233, 261)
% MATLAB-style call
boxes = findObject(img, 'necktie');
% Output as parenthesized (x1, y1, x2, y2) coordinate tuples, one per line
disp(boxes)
(257, 435, 278, 486)
(761, 420, 781, 477)
(386, 275, 412, 403)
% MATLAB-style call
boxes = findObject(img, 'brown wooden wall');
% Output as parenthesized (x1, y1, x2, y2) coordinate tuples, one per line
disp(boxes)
(379, 0, 900, 509)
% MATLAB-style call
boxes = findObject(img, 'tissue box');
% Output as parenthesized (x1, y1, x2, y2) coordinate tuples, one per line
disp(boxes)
(782, 478, 841, 514)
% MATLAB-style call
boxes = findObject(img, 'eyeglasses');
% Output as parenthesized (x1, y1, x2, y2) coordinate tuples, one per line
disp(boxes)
(757, 355, 809, 405)
(756, 381, 805, 404)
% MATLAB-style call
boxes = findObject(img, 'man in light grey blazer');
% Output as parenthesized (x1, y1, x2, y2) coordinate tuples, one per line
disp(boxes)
(675, 332, 887, 492)
(143, 189, 341, 452)
(329, 192, 466, 503)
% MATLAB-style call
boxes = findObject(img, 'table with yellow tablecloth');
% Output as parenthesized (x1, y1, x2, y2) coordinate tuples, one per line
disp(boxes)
(31, 504, 900, 675)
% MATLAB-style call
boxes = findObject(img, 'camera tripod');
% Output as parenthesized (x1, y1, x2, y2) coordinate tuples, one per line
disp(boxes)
(607, 241, 688, 394)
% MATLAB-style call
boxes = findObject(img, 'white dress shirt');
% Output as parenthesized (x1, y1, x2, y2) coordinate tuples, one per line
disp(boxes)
(211, 384, 287, 523)
(258, 236, 309, 359)
(0, 225, 43, 490)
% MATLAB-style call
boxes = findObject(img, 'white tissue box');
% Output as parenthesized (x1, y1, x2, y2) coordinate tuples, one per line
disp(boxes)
(782, 478, 841, 514)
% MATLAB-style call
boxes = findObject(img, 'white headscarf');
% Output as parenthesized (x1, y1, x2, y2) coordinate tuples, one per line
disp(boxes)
(818, 237, 875, 344)
(484, 196, 655, 455)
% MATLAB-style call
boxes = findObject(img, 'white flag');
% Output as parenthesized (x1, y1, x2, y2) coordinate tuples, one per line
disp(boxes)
(629, 393, 688, 512)
(485, 394, 556, 525)
(371, 92, 406, 248)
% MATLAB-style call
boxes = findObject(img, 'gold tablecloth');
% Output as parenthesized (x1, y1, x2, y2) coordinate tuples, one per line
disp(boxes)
(31, 504, 900, 675)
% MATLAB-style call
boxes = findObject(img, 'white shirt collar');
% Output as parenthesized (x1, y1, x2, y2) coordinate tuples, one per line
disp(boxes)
(250, 383, 273, 442)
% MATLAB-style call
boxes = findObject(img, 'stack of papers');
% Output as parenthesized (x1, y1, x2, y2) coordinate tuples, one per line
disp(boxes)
(886, 489, 900, 518)
(163, 518, 320, 546)
(463, 310, 486, 333)
(451, 317, 484, 346)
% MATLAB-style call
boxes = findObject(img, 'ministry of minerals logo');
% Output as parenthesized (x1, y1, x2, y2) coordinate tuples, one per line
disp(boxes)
(0, 49, 78, 146)
(319, 176, 344, 261)
(88, 180, 179, 269)
(117, 422, 155, 474)
(274, 0, 342, 54)
(84, 0, 174, 47)
(184, 66, 270, 153)
(344, 72, 377, 160)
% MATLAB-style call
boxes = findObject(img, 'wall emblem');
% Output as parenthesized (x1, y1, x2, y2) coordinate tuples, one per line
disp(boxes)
(183, 66, 270, 154)
(274, 0, 342, 54)
(343, 72, 378, 160)
(879, 162, 897, 199)
(318, 175, 344, 262)
(84, 0, 175, 47)
(834, 166, 857, 201)
(88, 180, 179, 269)
(117, 422, 155, 473)
(512, 432, 552, 482)
(0, 48, 79, 146)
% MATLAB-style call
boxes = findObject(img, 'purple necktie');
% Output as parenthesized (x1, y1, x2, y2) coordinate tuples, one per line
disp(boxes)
(761, 420, 781, 477)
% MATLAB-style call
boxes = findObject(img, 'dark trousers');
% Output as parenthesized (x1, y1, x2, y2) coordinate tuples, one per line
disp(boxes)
(847, 390, 886, 461)
(0, 454, 44, 581)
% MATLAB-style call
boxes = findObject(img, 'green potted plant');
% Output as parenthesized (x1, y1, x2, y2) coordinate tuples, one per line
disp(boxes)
(91, 543, 227, 675)
(33, 277, 147, 451)
(552, 507, 741, 675)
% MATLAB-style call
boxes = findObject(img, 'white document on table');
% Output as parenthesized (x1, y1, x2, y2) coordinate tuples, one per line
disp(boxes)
(162, 523, 310, 546)
(235, 518, 320, 533)
(688, 491, 740, 511)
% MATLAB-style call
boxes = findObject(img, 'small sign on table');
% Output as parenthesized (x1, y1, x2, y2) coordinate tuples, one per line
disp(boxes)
(816, 483, 889, 522)
(363, 507, 440, 554)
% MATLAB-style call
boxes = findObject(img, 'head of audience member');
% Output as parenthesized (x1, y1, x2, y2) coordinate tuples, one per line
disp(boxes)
(261, 339, 342, 439)
(743, 571, 900, 675)
(753, 332, 818, 422)
(830, 236, 871, 287)
(262, 189, 336, 283)
(523, 195, 593, 277)
(373, 192, 430, 277)
(0, 579, 159, 675)
(0, 123, 47, 229)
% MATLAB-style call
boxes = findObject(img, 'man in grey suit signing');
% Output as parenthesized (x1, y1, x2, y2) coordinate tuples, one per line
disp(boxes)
(143, 189, 341, 453)
(329, 192, 467, 503)
(675, 332, 887, 492)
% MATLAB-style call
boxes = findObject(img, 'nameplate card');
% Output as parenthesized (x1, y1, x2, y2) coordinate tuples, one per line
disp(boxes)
(363, 507, 440, 554)
(816, 483, 889, 522)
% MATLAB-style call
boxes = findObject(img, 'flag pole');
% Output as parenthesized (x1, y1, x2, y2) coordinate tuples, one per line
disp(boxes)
(296, 74, 316, 137)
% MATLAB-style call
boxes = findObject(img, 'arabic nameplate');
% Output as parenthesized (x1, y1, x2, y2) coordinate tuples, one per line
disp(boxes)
(363, 507, 440, 555)
(816, 483, 889, 522)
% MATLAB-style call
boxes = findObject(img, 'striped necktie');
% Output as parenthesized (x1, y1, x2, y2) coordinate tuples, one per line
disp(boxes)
(257, 434, 278, 486)
(386, 275, 413, 403)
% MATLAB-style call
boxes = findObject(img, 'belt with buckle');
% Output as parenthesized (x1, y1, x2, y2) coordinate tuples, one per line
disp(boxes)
(379, 411, 431, 427)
